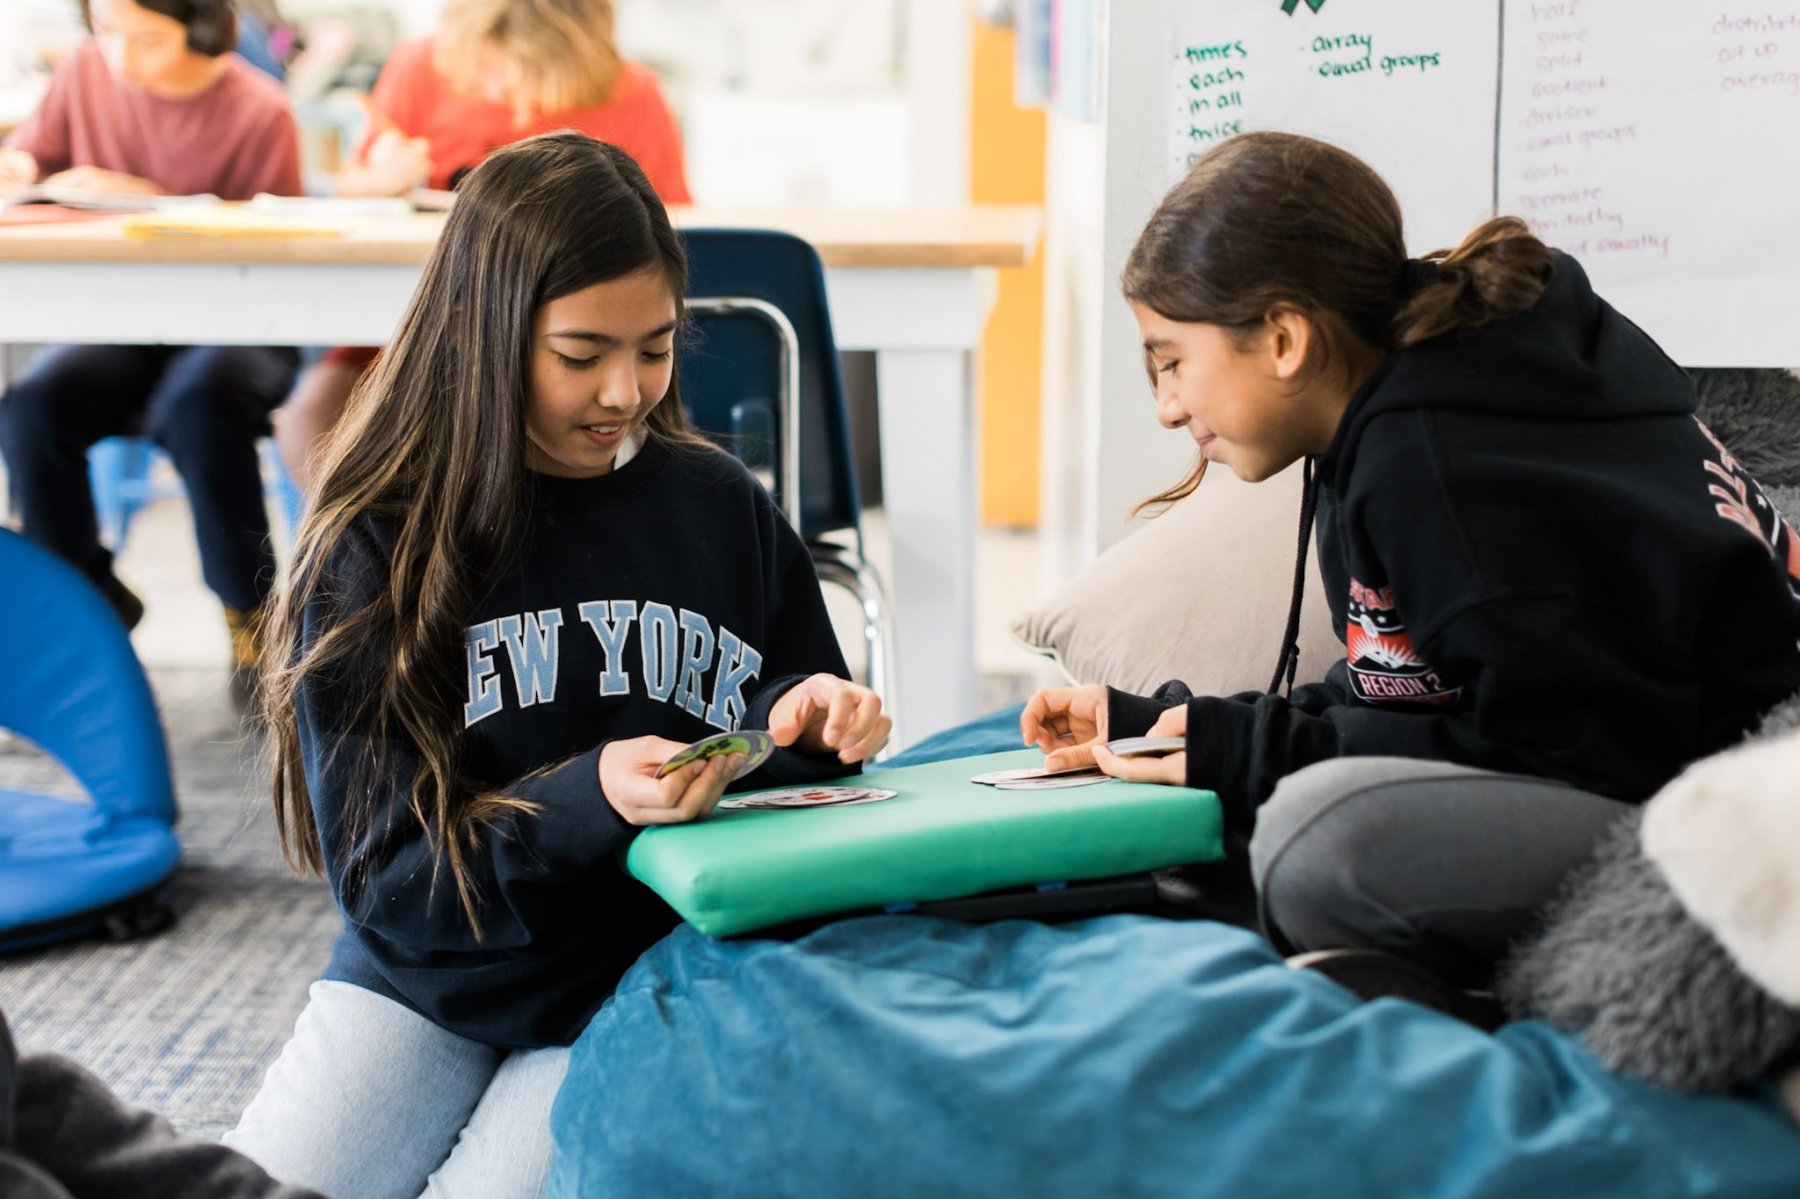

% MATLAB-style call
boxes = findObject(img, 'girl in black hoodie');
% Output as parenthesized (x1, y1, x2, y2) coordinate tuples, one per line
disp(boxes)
(1023, 131, 1800, 999)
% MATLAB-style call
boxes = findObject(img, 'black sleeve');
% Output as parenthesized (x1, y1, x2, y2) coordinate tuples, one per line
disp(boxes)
(734, 493, 861, 787)
(1107, 679, 1199, 740)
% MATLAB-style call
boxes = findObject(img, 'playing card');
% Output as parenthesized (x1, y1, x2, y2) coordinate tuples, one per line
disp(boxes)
(1103, 735, 1187, 758)
(992, 774, 1111, 791)
(970, 764, 1106, 786)
(655, 730, 775, 781)
(718, 786, 898, 810)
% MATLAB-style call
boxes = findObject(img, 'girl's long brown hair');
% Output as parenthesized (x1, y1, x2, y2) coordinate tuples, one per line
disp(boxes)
(262, 132, 708, 935)
(1121, 131, 1556, 513)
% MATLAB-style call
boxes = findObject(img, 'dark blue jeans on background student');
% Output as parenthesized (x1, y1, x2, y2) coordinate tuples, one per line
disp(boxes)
(0, 343, 298, 620)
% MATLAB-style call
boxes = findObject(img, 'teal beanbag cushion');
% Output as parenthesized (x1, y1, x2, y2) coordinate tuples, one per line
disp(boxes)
(626, 750, 1223, 936)
(551, 916, 1800, 1198)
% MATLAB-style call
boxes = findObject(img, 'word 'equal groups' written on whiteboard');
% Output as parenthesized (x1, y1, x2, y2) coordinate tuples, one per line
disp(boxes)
(1167, 1, 1800, 367)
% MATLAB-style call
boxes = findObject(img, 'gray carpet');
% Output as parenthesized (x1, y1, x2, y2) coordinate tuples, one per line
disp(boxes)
(0, 666, 340, 1139)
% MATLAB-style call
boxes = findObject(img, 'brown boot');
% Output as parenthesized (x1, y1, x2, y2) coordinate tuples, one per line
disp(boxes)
(224, 603, 267, 718)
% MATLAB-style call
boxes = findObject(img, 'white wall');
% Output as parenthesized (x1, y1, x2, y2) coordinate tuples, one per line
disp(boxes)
(278, 0, 440, 40)
(1039, 0, 1197, 592)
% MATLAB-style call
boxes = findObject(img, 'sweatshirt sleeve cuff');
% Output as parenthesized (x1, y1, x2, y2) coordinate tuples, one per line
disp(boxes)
(737, 673, 859, 787)
(741, 673, 807, 732)
(1107, 688, 1170, 740)
(1183, 696, 1260, 832)
(510, 744, 640, 876)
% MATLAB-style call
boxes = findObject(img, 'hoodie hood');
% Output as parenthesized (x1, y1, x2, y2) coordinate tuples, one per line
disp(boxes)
(1327, 252, 1697, 471)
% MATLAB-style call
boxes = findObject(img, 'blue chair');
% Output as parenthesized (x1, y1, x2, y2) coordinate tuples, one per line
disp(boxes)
(679, 229, 894, 701)
(88, 435, 304, 551)
(0, 529, 180, 950)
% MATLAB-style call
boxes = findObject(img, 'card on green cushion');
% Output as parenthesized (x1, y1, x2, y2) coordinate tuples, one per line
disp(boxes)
(625, 749, 1223, 937)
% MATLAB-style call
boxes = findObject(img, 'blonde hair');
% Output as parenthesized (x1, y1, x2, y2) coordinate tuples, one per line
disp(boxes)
(436, 0, 622, 115)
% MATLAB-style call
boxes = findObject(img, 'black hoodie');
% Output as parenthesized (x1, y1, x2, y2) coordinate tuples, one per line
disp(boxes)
(1111, 254, 1800, 831)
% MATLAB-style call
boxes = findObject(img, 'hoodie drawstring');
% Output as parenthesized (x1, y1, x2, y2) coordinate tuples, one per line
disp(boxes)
(1268, 455, 1318, 698)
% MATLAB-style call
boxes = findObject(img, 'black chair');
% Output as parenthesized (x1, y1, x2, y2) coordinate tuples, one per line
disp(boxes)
(678, 228, 894, 702)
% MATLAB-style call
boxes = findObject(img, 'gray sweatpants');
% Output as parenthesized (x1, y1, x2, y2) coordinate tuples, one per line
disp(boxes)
(1248, 757, 1633, 988)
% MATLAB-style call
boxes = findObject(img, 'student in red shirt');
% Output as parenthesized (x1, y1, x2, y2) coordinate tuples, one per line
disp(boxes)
(273, 0, 692, 488)
(0, 0, 302, 702)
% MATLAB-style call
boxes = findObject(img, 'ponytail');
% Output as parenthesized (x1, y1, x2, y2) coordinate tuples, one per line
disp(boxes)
(1395, 217, 1555, 348)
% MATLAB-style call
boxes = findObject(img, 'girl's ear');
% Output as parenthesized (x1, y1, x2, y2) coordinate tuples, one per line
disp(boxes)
(1263, 306, 1313, 381)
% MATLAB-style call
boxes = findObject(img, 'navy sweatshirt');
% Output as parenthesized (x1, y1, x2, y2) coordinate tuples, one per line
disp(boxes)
(1111, 254, 1800, 830)
(301, 438, 853, 1048)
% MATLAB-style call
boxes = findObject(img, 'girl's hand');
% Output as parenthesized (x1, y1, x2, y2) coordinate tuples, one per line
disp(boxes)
(1093, 703, 1188, 786)
(0, 149, 38, 189)
(40, 165, 163, 196)
(362, 131, 431, 194)
(768, 674, 891, 764)
(1021, 684, 1109, 771)
(599, 736, 741, 826)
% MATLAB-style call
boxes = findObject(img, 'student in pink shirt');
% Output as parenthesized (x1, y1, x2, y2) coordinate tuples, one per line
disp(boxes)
(0, 0, 302, 706)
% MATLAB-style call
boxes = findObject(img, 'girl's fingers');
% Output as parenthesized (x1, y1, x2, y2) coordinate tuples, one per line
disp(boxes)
(656, 756, 733, 822)
(835, 692, 881, 758)
(773, 689, 817, 745)
(685, 755, 736, 818)
(648, 759, 708, 809)
(839, 708, 891, 764)
(850, 715, 894, 762)
(1093, 744, 1185, 786)
(1147, 705, 1188, 738)
(821, 688, 859, 745)
(1020, 689, 1066, 744)
(1043, 742, 1098, 774)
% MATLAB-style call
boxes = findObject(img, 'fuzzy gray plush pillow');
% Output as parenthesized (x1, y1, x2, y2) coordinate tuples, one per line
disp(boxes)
(1499, 696, 1800, 1091)
(1498, 814, 1800, 1090)
(1691, 368, 1800, 488)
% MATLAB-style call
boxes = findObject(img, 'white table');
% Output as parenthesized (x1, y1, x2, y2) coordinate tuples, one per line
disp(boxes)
(0, 205, 1042, 748)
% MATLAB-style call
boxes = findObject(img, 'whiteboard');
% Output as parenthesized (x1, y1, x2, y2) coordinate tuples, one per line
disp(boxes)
(1167, 0, 1500, 255)
(1496, 3, 1800, 367)
(1164, 1, 1800, 366)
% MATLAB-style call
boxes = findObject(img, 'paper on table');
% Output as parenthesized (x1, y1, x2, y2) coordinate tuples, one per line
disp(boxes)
(120, 204, 355, 239)
(0, 185, 219, 213)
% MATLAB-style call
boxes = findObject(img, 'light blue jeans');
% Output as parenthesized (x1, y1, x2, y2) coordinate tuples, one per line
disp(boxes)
(224, 980, 571, 1199)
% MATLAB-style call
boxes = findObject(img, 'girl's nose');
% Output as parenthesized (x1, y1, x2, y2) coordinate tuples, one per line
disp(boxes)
(1154, 389, 1188, 430)
(597, 363, 639, 412)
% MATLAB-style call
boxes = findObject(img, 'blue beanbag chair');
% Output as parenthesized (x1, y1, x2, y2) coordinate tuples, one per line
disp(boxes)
(883, 702, 1026, 768)
(0, 529, 179, 950)
(551, 916, 1800, 1198)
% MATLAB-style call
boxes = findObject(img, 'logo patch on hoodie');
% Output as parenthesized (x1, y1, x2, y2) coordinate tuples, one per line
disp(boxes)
(1698, 420, 1800, 598)
(1345, 578, 1462, 705)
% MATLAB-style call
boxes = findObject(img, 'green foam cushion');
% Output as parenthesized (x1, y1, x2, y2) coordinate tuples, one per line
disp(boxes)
(626, 749, 1224, 937)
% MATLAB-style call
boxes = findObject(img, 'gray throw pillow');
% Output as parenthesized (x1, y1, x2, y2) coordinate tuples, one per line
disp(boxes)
(1009, 462, 1338, 696)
